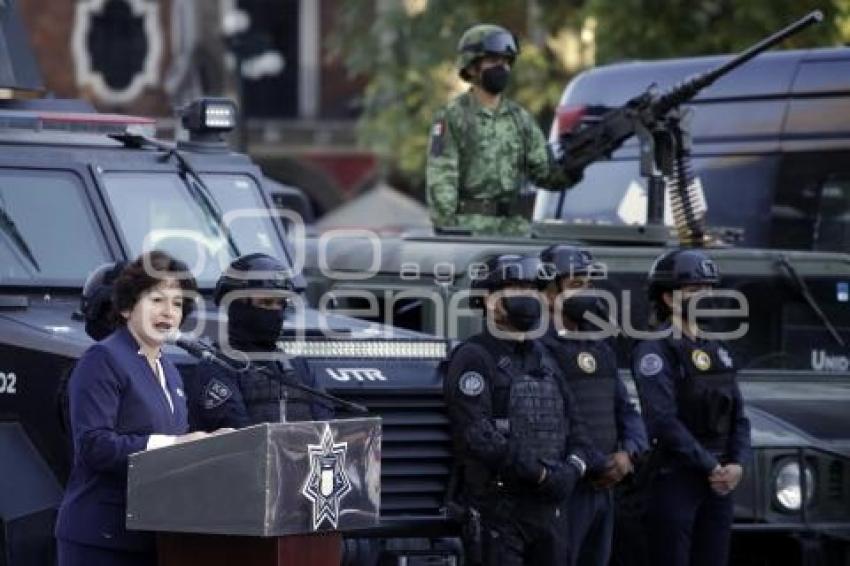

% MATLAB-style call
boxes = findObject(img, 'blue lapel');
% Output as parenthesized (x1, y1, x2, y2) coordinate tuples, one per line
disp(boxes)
(113, 327, 181, 424)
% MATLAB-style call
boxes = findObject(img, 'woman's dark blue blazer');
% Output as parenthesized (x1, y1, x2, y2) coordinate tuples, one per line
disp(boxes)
(55, 326, 188, 552)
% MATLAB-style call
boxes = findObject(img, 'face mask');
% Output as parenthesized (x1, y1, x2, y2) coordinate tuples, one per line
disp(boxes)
(227, 301, 284, 351)
(680, 294, 722, 321)
(561, 294, 600, 325)
(480, 64, 510, 95)
(501, 295, 541, 332)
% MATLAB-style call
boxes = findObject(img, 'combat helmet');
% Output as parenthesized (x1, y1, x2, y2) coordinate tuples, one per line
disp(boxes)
(213, 253, 296, 306)
(456, 24, 519, 80)
(470, 253, 551, 308)
(80, 261, 127, 340)
(539, 244, 596, 282)
(648, 248, 720, 319)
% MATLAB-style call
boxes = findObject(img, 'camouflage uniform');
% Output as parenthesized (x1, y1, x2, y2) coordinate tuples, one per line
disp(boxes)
(427, 24, 571, 236)
(426, 92, 569, 235)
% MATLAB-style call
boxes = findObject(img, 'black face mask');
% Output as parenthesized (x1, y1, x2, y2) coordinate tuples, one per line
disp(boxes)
(561, 294, 600, 326)
(502, 295, 541, 332)
(680, 294, 722, 321)
(480, 64, 510, 95)
(227, 301, 285, 351)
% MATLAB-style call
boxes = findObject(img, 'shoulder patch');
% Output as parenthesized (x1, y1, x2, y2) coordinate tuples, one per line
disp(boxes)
(458, 371, 485, 397)
(638, 353, 663, 377)
(430, 118, 446, 157)
(691, 349, 712, 371)
(203, 378, 233, 409)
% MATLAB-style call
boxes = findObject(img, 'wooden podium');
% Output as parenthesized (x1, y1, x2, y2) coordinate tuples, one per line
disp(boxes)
(126, 419, 381, 566)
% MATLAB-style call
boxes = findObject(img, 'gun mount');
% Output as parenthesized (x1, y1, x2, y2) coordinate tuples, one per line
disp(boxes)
(557, 11, 823, 246)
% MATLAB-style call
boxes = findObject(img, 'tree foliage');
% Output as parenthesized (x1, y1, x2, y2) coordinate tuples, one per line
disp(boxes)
(588, 0, 843, 63)
(330, 0, 848, 195)
(328, 0, 584, 194)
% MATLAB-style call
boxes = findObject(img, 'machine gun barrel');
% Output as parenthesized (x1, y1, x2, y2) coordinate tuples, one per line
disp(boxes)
(558, 10, 823, 183)
(654, 10, 823, 115)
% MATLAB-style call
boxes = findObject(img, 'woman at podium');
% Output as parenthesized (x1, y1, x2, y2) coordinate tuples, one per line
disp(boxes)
(55, 251, 211, 566)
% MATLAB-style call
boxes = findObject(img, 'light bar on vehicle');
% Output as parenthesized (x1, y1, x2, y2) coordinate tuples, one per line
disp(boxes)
(278, 339, 448, 359)
(0, 109, 156, 136)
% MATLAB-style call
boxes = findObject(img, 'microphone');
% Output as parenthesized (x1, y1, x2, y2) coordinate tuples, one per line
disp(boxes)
(165, 333, 240, 371)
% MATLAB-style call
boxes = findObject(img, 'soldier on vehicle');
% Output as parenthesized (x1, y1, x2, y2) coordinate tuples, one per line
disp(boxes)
(426, 24, 574, 236)
(632, 249, 751, 566)
(444, 253, 602, 565)
(185, 253, 332, 431)
(539, 244, 648, 566)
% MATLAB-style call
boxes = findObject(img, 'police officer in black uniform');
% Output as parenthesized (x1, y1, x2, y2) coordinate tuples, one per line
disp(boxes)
(80, 261, 128, 340)
(632, 249, 751, 566)
(539, 244, 648, 566)
(444, 253, 601, 566)
(186, 253, 331, 430)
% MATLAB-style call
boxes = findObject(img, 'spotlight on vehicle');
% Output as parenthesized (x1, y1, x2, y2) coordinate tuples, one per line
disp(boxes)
(181, 98, 237, 144)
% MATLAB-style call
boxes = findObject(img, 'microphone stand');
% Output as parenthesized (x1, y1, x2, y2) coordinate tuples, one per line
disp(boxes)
(177, 339, 369, 415)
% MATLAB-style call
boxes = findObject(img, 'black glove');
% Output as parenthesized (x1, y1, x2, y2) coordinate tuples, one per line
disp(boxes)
(538, 462, 580, 501)
(509, 448, 545, 485)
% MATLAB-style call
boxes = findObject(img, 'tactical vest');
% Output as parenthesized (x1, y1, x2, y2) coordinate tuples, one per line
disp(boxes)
(468, 335, 570, 469)
(235, 359, 314, 424)
(545, 336, 619, 454)
(665, 338, 738, 453)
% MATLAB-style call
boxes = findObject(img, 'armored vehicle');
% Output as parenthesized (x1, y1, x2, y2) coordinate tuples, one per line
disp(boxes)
(302, 23, 850, 566)
(0, 98, 467, 566)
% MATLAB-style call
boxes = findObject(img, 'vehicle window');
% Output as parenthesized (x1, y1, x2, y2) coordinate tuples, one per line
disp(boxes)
(539, 155, 777, 247)
(771, 151, 850, 251)
(102, 172, 287, 286)
(0, 169, 109, 284)
(202, 174, 286, 254)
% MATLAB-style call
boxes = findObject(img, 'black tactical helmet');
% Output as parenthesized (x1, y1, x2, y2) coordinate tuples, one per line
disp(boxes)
(470, 253, 551, 308)
(80, 261, 127, 340)
(213, 253, 294, 306)
(539, 244, 595, 281)
(456, 24, 519, 80)
(648, 248, 720, 302)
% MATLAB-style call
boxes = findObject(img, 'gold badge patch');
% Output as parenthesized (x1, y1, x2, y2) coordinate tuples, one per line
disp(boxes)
(577, 352, 597, 374)
(692, 349, 712, 371)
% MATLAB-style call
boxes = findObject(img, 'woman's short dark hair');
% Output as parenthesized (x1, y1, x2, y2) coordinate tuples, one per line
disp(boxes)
(112, 251, 197, 326)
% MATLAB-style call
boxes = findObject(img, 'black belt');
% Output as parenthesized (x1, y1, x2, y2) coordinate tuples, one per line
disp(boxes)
(458, 198, 518, 216)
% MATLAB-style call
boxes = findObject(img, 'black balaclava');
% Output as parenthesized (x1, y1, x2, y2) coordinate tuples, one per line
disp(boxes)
(227, 300, 284, 352)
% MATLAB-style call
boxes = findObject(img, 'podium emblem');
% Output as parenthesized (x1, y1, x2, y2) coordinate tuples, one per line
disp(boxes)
(301, 424, 352, 530)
